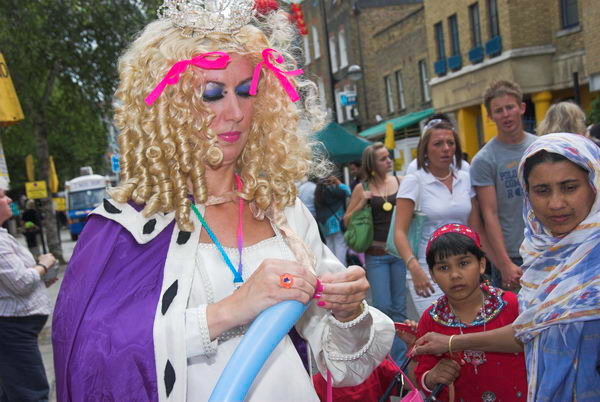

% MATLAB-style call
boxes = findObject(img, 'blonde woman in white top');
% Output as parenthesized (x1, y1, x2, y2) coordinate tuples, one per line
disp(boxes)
(393, 120, 489, 316)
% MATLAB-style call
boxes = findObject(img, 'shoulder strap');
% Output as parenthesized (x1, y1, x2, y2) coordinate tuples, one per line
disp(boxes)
(362, 181, 371, 206)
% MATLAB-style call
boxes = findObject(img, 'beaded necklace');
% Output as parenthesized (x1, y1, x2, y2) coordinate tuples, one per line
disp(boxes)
(191, 174, 245, 288)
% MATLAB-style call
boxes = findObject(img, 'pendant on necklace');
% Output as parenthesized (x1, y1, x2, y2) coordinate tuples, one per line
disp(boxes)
(233, 281, 243, 290)
(463, 350, 487, 374)
(382, 201, 393, 212)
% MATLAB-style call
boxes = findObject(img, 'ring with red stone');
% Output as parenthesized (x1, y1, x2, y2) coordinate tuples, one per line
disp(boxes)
(279, 273, 294, 289)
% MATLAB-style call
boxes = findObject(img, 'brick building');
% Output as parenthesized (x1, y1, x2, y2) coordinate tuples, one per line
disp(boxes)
(300, 0, 432, 172)
(423, 0, 600, 159)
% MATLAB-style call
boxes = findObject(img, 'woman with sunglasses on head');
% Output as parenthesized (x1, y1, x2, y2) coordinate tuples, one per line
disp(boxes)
(413, 133, 600, 401)
(51, 2, 394, 401)
(393, 120, 488, 317)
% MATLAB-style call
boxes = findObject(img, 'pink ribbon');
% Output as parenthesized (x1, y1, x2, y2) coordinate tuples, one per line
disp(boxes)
(145, 51, 230, 106)
(250, 48, 304, 102)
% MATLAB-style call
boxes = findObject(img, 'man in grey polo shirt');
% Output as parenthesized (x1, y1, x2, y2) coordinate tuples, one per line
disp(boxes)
(471, 80, 537, 290)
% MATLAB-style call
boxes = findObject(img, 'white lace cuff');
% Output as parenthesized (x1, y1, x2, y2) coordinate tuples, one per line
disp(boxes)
(324, 301, 374, 361)
(185, 304, 218, 358)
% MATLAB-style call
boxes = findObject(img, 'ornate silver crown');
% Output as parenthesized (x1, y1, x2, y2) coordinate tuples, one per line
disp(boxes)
(158, 0, 255, 35)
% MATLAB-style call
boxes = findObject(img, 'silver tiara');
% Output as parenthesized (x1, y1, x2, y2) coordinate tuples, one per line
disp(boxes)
(158, 0, 255, 36)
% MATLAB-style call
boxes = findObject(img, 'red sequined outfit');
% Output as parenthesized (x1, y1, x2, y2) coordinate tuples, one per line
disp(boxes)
(415, 284, 528, 401)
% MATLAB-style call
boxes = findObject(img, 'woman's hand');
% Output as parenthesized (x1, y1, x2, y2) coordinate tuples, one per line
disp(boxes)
(426, 358, 461, 388)
(317, 265, 369, 322)
(500, 262, 523, 290)
(38, 253, 57, 269)
(226, 259, 317, 327)
(409, 261, 435, 297)
(412, 332, 451, 356)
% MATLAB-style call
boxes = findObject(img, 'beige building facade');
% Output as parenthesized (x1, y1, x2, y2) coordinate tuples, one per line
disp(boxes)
(424, 0, 599, 159)
(300, 0, 432, 142)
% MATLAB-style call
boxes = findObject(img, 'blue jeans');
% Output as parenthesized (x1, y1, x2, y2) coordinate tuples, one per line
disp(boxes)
(365, 254, 408, 364)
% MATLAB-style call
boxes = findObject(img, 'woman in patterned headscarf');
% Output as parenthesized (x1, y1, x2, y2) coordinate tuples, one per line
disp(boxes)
(412, 133, 600, 401)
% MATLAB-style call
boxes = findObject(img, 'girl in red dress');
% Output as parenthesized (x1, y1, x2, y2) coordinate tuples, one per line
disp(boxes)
(414, 224, 527, 401)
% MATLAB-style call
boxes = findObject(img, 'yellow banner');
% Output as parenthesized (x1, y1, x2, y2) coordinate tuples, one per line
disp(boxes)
(25, 154, 34, 181)
(49, 156, 59, 193)
(0, 53, 24, 126)
(384, 122, 395, 150)
(53, 197, 66, 212)
(25, 181, 48, 199)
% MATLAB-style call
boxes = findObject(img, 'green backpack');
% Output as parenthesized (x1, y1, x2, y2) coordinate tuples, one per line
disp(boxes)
(344, 182, 374, 253)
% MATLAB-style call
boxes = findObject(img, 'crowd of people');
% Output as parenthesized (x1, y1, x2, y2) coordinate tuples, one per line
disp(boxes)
(1, 1, 599, 401)
(298, 80, 600, 400)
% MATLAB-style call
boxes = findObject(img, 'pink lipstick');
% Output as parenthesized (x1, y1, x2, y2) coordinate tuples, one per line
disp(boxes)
(218, 131, 242, 143)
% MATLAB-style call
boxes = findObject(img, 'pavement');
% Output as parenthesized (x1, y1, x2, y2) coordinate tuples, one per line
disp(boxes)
(15, 229, 77, 402)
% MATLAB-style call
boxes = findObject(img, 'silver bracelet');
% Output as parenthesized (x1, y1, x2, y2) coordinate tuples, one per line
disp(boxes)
(405, 255, 416, 266)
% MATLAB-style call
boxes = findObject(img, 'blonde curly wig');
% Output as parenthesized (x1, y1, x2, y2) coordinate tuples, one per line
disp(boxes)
(112, 11, 328, 231)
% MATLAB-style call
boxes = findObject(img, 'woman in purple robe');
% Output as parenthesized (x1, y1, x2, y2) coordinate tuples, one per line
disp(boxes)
(52, 1, 395, 401)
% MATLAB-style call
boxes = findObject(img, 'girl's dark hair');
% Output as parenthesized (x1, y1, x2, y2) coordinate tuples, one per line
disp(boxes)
(523, 150, 589, 188)
(426, 232, 485, 269)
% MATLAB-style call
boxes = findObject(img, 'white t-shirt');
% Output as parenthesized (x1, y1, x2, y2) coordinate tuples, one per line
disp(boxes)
(396, 169, 475, 265)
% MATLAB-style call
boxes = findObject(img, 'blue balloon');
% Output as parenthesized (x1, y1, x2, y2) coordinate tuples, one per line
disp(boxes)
(209, 300, 309, 401)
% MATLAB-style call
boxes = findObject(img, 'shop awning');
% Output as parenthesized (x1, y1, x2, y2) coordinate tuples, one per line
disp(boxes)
(358, 108, 434, 139)
(314, 122, 371, 164)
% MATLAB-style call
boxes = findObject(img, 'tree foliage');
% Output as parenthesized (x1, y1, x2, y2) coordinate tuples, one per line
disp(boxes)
(0, 0, 160, 259)
(0, 0, 160, 189)
(587, 94, 600, 125)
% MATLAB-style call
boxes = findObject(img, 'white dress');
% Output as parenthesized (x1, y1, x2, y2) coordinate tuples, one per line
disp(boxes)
(184, 201, 395, 401)
(396, 169, 475, 316)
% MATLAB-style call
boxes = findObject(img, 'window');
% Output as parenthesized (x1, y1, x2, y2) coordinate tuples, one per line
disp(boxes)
(560, 0, 579, 28)
(419, 60, 431, 103)
(487, 0, 500, 38)
(385, 75, 395, 113)
(434, 22, 446, 61)
(303, 35, 311, 65)
(329, 35, 338, 73)
(469, 3, 482, 47)
(448, 14, 460, 56)
(312, 26, 320, 58)
(338, 26, 348, 68)
(395, 70, 406, 110)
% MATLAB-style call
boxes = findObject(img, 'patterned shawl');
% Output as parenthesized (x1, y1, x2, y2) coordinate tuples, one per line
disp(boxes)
(513, 133, 600, 341)
(513, 133, 600, 401)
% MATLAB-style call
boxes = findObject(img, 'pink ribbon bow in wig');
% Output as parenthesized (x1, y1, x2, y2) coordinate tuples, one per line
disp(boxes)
(250, 48, 304, 102)
(145, 51, 231, 106)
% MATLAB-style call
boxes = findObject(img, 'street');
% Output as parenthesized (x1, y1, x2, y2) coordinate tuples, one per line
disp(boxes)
(16, 228, 77, 402)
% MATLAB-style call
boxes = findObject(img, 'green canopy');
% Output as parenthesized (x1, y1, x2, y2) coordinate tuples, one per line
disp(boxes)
(314, 122, 371, 164)
(358, 108, 434, 139)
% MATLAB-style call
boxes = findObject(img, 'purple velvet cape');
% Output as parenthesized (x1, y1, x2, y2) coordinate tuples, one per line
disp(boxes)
(52, 212, 175, 401)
